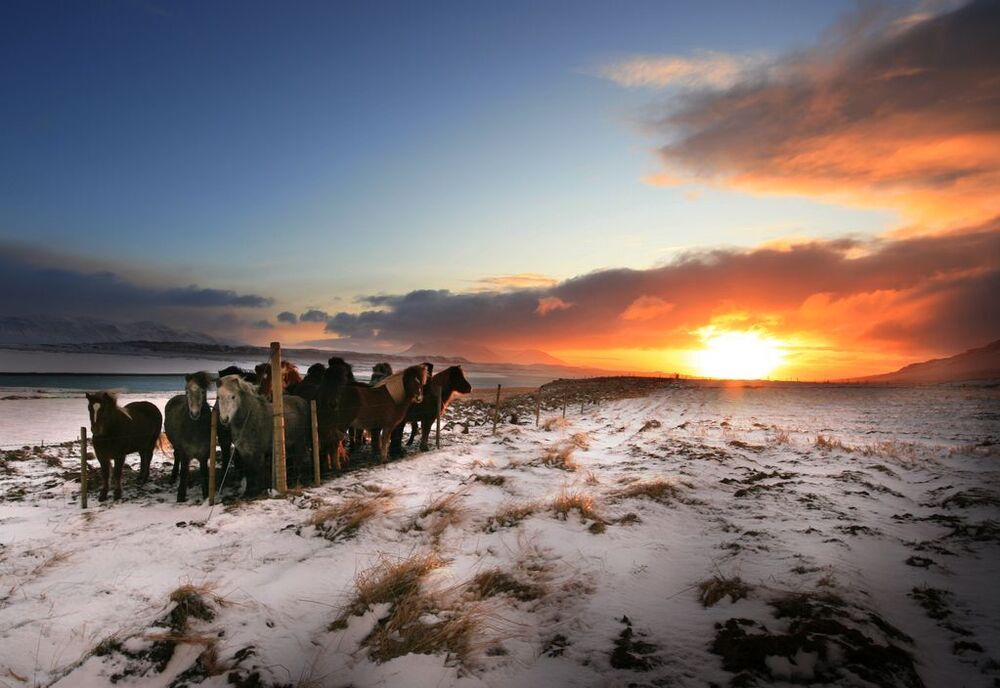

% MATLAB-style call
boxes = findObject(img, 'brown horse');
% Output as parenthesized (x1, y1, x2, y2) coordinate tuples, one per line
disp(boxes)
(257, 360, 303, 400)
(333, 364, 428, 463)
(85, 391, 162, 501)
(390, 365, 472, 453)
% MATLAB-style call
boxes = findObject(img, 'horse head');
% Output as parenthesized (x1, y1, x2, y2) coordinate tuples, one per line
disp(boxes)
(371, 362, 393, 384)
(448, 365, 473, 395)
(281, 361, 302, 389)
(184, 371, 212, 420)
(217, 374, 256, 426)
(85, 390, 119, 437)
(305, 363, 326, 382)
(403, 364, 429, 405)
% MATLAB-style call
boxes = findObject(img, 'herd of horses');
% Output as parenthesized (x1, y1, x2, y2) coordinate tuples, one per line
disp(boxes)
(83, 358, 473, 503)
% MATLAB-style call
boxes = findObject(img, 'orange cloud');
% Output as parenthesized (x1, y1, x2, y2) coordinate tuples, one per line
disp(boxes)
(476, 273, 558, 289)
(642, 1, 1000, 230)
(621, 296, 674, 321)
(535, 296, 574, 316)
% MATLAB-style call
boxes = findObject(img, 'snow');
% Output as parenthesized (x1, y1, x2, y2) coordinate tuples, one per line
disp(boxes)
(0, 382, 998, 687)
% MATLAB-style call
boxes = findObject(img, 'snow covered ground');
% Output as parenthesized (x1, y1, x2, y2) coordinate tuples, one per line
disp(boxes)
(1, 382, 998, 687)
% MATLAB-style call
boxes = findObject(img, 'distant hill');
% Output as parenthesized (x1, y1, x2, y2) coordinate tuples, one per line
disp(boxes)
(0, 316, 221, 346)
(860, 339, 1000, 383)
(402, 339, 566, 366)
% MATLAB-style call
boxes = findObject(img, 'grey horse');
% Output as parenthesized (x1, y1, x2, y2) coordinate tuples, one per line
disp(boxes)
(165, 371, 213, 502)
(216, 374, 310, 498)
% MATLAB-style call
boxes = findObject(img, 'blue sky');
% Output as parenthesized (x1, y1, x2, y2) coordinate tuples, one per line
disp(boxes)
(1, 1, 884, 297)
(5, 0, 993, 378)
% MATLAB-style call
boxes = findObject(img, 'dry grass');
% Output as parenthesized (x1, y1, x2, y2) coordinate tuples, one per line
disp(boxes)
(584, 470, 600, 485)
(308, 489, 394, 540)
(541, 443, 578, 471)
(469, 569, 545, 602)
(331, 552, 495, 668)
(815, 434, 851, 452)
(362, 589, 490, 667)
(167, 582, 225, 631)
(614, 477, 683, 504)
(550, 490, 602, 523)
(768, 428, 791, 445)
(483, 500, 540, 531)
(859, 439, 918, 461)
(412, 491, 467, 542)
(540, 417, 571, 431)
(698, 575, 752, 607)
(331, 552, 446, 629)
(568, 432, 590, 449)
(469, 458, 496, 469)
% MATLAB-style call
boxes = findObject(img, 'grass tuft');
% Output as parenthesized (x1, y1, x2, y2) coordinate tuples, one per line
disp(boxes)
(541, 443, 578, 471)
(698, 575, 752, 607)
(308, 489, 394, 540)
(551, 490, 603, 523)
(614, 477, 683, 503)
(540, 417, 571, 431)
(469, 569, 545, 602)
(483, 500, 540, 531)
(331, 552, 446, 630)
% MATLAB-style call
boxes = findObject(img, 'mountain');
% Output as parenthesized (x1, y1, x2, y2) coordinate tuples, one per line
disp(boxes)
(0, 316, 222, 346)
(860, 339, 1000, 383)
(402, 339, 566, 366)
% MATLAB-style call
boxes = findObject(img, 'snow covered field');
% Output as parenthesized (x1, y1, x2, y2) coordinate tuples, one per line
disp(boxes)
(1, 381, 998, 687)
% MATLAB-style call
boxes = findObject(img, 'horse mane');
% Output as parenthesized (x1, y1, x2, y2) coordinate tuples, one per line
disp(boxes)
(305, 363, 326, 380)
(186, 371, 213, 389)
(219, 374, 260, 397)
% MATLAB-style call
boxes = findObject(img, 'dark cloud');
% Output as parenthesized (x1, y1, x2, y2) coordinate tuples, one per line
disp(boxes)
(251, 319, 275, 329)
(646, 0, 1000, 226)
(0, 243, 273, 315)
(322, 223, 1000, 354)
(299, 308, 330, 323)
(276, 311, 298, 324)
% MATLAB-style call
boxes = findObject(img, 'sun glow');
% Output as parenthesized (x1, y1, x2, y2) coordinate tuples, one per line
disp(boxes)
(692, 329, 785, 380)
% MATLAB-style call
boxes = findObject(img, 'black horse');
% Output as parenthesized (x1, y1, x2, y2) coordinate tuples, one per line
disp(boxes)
(390, 365, 471, 454)
(313, 357, 356, 469)
(164, 372, 213, 502)
(288, 362, 326, 400)
(85, 391, 162, 501)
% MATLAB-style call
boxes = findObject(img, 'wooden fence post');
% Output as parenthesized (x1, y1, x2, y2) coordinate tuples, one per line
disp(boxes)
(310, 400, 321, 486)
(562, 401, 566, 418)
(80, 427, 88, 509)
(435, 385, 442, 449)
(535, 388, 542, 426)
(208, 406, 218, 505)
(270, 342, 287, 494)
(491, 384, 502, 435)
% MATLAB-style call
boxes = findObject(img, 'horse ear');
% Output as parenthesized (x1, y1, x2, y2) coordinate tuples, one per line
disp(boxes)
(85, 392, 95, 401)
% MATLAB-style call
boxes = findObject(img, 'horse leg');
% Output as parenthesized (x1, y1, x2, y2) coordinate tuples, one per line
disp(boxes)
(138, 436, 154, 484)
(371, 428, 381, 457)
(98, 454, 110, 502)
(176, 447, 190, 502)
(406, 421, 418, 447)
(112, 453, 125, 500)
(378, 429, 390, 464)
(389, 424, 404, 458)
(420, 420, 432, 452)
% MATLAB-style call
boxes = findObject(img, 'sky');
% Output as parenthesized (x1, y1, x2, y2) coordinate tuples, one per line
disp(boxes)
(1, 0, 997, 379)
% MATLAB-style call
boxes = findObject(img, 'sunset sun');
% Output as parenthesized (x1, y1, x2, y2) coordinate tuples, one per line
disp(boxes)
(692, 330, 785, 380)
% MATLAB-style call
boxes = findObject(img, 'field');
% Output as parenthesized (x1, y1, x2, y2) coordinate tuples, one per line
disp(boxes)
(1, 379, 998, 687)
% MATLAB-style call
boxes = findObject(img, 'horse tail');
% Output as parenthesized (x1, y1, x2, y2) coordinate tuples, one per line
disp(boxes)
(156, 432, 172, 455)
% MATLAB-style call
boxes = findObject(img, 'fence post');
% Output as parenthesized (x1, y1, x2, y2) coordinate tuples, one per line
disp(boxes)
(535, 388, 542, 426)
(580, 399, 585, 415)
(270, 342, 288, 494)
(208, 406, 218, 505)
(491, 384, 502, 435)
(435, 385, 442, 449)
(310, 400, 321, 486)
(80, 427, 88, 509)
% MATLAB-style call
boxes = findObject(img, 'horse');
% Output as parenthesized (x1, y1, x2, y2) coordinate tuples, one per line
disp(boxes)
(333, 364, 428, 464)
(287, 362, 326, 400)
(164, 372, 213, 502)
(314, 357, 356, 469)
(370, 362, 393, 384)
(215, 365, 258, 477)
(84, 391, 162, 501)
(390, 365, 472, 453)
(257, 360, 303, 400)
(216, 375, 311, 497)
